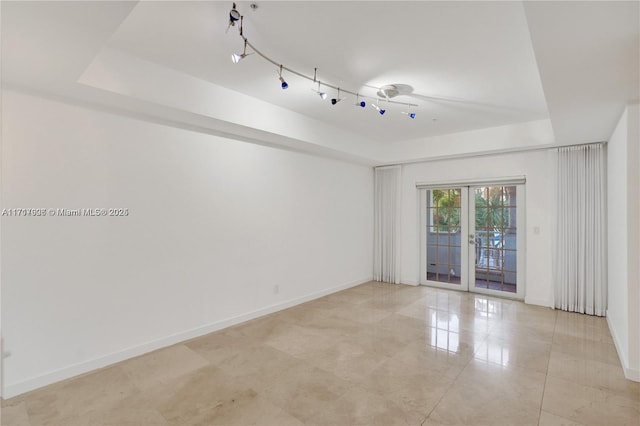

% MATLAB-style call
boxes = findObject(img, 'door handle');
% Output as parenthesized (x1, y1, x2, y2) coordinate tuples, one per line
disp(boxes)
(468, 234, 475, 244)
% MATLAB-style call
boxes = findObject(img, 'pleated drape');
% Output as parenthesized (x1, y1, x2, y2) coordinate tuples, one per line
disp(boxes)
(373, 166, 402, 284)
(554, 143, 607, 316)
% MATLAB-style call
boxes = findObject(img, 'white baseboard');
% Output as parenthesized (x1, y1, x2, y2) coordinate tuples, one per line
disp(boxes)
(2, 276, 372, 399)
(524, 296, 553, 308)
(624, 366, 640, 381)
(606, 312, 640, 382)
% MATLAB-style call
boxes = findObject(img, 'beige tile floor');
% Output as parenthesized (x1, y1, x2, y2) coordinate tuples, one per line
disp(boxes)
(2, 281, 639, 426)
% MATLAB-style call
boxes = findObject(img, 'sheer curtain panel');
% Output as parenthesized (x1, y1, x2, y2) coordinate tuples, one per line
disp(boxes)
(554, 143, 607, 316)
(374, 166, 402, 284)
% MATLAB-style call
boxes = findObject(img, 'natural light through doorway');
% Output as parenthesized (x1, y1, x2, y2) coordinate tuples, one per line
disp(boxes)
(420, 182, 525, 299)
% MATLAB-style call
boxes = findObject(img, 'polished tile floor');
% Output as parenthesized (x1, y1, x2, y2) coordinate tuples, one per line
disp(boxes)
(3, 281, 639, 425)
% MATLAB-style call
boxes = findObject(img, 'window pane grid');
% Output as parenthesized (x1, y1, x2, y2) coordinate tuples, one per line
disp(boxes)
(427, 188, 462, 285)
(473, 186, 517, 294)
(425, 186, 518, 294)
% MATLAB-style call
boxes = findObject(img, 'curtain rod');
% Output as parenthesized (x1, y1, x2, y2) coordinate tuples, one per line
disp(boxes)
(375, 140, 608, 168)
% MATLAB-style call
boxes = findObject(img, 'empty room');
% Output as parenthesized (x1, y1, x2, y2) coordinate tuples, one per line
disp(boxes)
(1, 1, 639, 425)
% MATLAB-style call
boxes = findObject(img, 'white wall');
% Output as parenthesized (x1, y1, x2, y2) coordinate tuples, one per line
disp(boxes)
(1, 90, 374, 397)
(633, 105, 640, 377)
(607, 104, 640, 381)
(380, 119, 555, 164)
(397, 150, 554, 307)
(607, 108, 630, 374)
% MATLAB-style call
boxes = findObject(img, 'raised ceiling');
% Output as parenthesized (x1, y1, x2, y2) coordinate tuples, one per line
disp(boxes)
(2, 1, 638, 164)
(106, 1, 550, 143)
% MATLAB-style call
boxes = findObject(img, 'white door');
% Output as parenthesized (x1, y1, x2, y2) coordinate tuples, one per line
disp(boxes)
(420, 184, 525, 299)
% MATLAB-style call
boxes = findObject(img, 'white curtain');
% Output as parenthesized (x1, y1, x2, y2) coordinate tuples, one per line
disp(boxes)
(554, 143, 607, 316)
(374, 166, 402, 284)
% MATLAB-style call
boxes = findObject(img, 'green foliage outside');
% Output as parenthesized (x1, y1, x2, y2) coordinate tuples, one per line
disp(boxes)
(474, 188, 509, 232)
(431, 188, 510, 233)
(432, 189, 460, 232)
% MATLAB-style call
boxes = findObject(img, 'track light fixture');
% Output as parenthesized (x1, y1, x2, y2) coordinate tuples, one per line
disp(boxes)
(229, 3, 240, 25)
(231, 39, 250, 63)
(402, 105, 416, 119)
(331, 88, 345, 105)
(278, 65, 288, 89)
(371, 100, 386, 115)
(312, 69, 327, 99)
(313, 82, 327, 99)
(226, 3, 418, 118)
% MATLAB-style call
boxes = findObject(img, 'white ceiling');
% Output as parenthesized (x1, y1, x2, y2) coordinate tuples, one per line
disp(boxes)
(106, 1, 550, 143)
(2, 1, 638, 162)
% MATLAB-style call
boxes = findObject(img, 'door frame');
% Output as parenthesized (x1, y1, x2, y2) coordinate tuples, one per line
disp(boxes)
(419, 187, 470, 292)
(418, 179, 526, 300)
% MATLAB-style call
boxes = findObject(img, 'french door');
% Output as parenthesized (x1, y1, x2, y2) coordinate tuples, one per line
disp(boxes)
(419, 183, 525, 299)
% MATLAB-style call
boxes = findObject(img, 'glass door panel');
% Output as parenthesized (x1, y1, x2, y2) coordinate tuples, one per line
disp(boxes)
(422, 183, 523, 299)
(469, 186, 520, 296)
(424, 188, 468, 290)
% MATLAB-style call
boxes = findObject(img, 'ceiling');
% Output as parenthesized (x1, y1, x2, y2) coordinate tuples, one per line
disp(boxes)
(2, 1, 638, 164)
(106, 1, 549, 143)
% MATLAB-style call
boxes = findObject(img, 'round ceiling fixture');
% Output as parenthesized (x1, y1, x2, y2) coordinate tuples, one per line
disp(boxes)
(376, 84, 414, 99)
(377, 85, 399, 99)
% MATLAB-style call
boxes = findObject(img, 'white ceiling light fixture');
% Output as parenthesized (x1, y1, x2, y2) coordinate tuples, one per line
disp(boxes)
(231, 39, 251, 63)
(312, 68, 327, 99)
(377, 85, 400, 99)
(225, 3, 417, 117)
(314, 82, 327, 99)
(376, 84, 415, 99)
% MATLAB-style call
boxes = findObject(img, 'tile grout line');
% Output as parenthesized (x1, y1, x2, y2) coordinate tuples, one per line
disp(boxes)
(536, 309, 558, 425)
(420, 355, 473, 426)
(420, 292, 485, 426)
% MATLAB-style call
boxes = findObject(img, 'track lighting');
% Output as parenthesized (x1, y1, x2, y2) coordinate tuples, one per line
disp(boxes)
(372, 101, 386, 115)
(312, 69, 327, 99)
(231, 40, 250, 63)
(313, 83, 327, 99)
(402, 104, 416, 119)
(231, 52, 248, 63)
(278, 65, 288, 89)
(229, 3, 241, 26)
(331, 89, 345, 105)
(226, 3, 419, 120)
